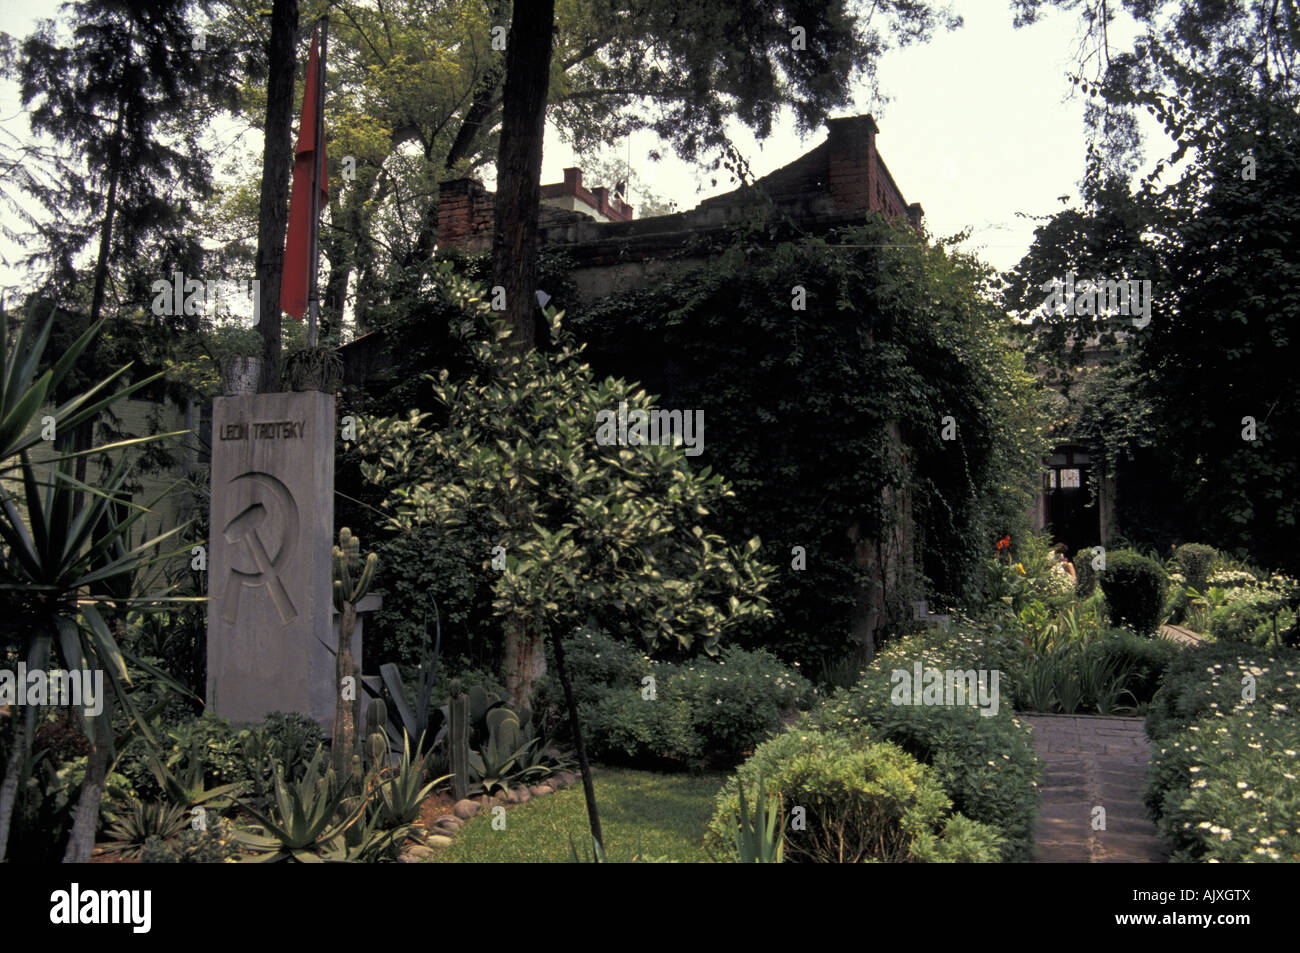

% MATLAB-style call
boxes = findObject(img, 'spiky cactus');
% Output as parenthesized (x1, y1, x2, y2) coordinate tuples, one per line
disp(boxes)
(331, 527, 379, 781)
(449, 680, 470, 801)
(364, 698, 389, 770)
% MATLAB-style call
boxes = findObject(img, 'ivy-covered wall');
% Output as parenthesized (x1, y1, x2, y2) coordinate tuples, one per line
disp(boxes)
(567, 215, 1049, 665)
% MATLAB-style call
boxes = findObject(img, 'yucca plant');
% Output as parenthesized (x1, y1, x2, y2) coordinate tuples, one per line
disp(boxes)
(734, 772, 785, 863)
(0, 303, 193, 863)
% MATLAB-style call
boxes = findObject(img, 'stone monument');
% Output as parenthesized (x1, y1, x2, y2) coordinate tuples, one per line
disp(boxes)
(207, 391, 338, 731)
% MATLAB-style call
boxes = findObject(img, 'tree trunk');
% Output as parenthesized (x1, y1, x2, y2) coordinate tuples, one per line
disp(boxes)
(503, 617, 545, 710)
(74, 100, 126, 496)
(333, 601, 359, 782)
(550, 627, 602, 853)
(0, 711, 28, 863)
(256, 0, 299, 392)
(490, 0, 555, 357)
(62, 689, 114, 863)
(88, 102, 125, 328)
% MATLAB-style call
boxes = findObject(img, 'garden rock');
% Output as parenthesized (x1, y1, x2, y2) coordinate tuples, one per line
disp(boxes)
(453, 798, 481, 820)
(528, 784, 551, 796)
(426, 834, 454, 849)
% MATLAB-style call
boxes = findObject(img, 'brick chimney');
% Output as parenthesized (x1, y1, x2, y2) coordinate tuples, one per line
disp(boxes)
(436, 178, 494, 251)
(907, 202, 924, 231)
(826, 115, 878, 212)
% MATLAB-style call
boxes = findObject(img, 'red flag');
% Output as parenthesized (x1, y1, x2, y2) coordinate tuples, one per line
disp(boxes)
(281, 31, 327, 321)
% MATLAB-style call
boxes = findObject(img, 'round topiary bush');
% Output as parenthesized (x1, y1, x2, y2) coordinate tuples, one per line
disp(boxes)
(1098, 550, 1167, 635)
(1173, 543, 1218, 592)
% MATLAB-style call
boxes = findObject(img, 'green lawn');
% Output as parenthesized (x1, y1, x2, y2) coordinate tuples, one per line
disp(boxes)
(428, 766, 726, 863)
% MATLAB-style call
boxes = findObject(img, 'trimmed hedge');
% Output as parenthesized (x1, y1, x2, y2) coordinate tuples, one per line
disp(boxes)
(704, 727, 1004, 862)
(1099, 550, 1167, 635)
(1173, 543, 1219, 593)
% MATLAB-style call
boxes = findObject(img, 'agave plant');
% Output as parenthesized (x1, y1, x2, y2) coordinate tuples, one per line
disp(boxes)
(146, 740, 246, 812)
(375, 731, 451, 829)
(101, 799, 190, 859)
(376, 606, 443, 752)
(233, 748, 369, 862)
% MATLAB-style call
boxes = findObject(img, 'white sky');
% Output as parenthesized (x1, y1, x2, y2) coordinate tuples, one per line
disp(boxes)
(0, 0, 1173, 299)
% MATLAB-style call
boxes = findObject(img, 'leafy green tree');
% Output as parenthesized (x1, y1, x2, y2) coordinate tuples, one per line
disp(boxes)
(1006, 0, 1300, 566)
(357, 265, 774, 696)
(355, 265, 775, 848)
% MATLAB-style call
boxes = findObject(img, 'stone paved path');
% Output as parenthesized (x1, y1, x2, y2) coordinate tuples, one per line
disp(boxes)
(1022, 714, 1168, 863)
(1159, 623, 1205, 647)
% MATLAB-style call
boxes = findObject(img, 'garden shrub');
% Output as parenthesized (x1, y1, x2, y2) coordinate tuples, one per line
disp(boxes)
(1143, 641, 1300, 860)
(1146, 712, 1300, 862)
(704, 727, 1005, 863)
(804, 624, 1041, 862)
(1173, 543, 1219, 593)
(1208, 590, 1290, 645)
(258, 711, 323, 777)
(1099, 550, 1167, 635)
(370, 522, 500, 672)
(536, 627, 814, 767)
(1083, 628, 1179, 706)
(1144, 642, 1300, 743)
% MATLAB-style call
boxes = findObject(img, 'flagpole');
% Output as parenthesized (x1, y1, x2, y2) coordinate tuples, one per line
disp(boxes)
(307, 15, 328, 348)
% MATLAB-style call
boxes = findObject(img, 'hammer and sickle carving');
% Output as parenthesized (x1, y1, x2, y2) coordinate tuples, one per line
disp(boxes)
(221, 471, 299, 624)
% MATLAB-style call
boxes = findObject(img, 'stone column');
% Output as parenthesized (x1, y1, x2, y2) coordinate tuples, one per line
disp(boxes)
(207, 391, 335, 730)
